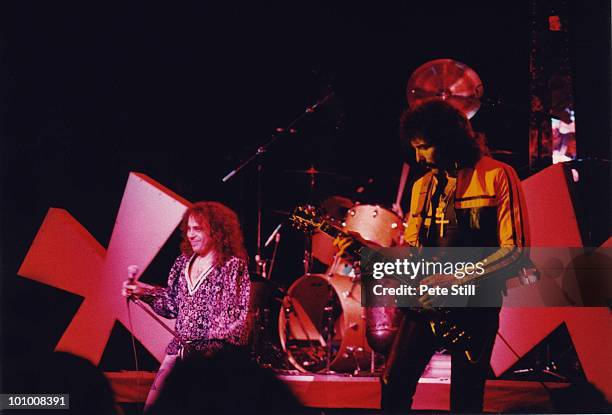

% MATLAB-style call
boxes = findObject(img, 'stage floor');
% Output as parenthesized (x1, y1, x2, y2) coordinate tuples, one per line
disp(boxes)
(106, 354, 567, 412)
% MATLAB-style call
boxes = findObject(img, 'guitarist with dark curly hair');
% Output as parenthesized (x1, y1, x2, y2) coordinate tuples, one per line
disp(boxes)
(380, 100, 529, 413)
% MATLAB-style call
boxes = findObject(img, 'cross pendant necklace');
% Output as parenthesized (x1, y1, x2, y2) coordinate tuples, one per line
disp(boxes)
(433, 176, 455, 238)
(435, 206, 450, 238)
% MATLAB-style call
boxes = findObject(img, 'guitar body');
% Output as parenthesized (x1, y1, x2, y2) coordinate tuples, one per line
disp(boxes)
(426, 307, 500, 363)
(427, 309, 477, 361)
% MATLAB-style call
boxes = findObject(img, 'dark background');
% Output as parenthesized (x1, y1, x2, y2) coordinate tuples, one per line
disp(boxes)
(1, 1, 610, 373)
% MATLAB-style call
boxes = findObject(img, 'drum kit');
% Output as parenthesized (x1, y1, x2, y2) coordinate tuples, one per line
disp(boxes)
(276, 196, 404, 374)
(249, 160, 406, 374)
(244, 59, 487, 374)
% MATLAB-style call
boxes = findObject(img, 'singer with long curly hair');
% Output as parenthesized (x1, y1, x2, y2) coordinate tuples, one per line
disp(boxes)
(122, 201, 250, 410)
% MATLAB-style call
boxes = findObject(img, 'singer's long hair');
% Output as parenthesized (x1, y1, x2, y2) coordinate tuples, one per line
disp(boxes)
(179, 201, 248, 265)
(399, 100, 488, 168)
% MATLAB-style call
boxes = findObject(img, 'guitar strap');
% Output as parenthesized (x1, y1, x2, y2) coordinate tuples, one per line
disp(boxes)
(416, 172, 435, 217)
(415, 172, 435, 246)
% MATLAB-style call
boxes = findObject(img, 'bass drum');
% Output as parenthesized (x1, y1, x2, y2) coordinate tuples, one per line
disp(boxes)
(278, 274, 371, 373)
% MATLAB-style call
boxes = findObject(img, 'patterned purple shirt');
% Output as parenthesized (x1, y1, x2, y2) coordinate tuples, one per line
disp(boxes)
(141, 254, 250, 355)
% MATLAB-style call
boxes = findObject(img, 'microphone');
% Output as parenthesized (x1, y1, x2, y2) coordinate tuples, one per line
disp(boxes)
(127, 265, 140, 284)
(126, 265, 139, 303)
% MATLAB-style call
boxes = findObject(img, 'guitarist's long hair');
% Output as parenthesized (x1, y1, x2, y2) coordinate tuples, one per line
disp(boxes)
(399, 100, 489, 169)
(179, 201, 248, 266)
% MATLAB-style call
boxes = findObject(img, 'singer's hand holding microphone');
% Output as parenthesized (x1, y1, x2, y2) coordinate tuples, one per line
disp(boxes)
(121, 265, 154, 298)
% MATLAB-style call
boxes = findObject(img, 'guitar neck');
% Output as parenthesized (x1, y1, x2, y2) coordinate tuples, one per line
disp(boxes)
(313, 214, 512, 288)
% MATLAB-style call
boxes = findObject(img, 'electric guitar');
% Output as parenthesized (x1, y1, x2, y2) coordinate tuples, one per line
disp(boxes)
(289, 205, 488, 363)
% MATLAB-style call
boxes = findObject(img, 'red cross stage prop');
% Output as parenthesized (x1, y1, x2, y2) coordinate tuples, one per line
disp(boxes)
(493, 163, 611, 400)
(18, 173, 190, 364)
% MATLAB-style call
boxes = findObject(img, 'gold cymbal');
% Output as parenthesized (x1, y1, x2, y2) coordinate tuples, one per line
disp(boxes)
(406, 58, 484, 119)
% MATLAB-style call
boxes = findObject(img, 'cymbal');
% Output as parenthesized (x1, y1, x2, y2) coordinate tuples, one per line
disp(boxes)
(284, 166, 350, 180)
(406, 59, 484, 119)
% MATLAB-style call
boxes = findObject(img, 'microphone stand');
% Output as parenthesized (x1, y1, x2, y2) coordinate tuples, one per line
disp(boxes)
(221, 92, 336, 276)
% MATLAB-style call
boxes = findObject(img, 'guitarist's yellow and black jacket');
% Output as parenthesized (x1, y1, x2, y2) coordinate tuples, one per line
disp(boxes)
(404, 156, 530, 286)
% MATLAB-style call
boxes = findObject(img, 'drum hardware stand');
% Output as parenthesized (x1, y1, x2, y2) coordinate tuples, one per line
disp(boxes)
(283, 295, 324, 369)
(222, 93, 335, 369)
(509, 337, 568, 381)
(359, 309, 381, 376)
(326, 256, 338, 277)
(303, 231, 314, 275)
(252, 229, 286, 366)
(327, 253, 345, 277)
(303, 166, 321, 274)
(322, 284, 337, 374)
(370, 350, 377, 374)
(252, 307, 287, 368)
(263, 223, 282, 279)
(342, 346, 366, 376)
(301, 168, 320, 275)
(222, 91, 335, 276)
(342, 276, 359, 300)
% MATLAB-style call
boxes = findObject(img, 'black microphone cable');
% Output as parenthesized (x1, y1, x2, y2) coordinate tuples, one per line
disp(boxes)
(126, 300, 144, 414)
(126, 265, 144, 414)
